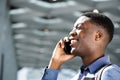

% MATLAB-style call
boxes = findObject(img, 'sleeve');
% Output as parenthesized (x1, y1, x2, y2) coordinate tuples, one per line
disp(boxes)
(41, 67, 59, 80)
(101, 64, 120, 80)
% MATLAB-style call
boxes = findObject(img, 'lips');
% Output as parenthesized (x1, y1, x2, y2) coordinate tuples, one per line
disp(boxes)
(69, 37, 78, 47)
(71, 40, 77, 44)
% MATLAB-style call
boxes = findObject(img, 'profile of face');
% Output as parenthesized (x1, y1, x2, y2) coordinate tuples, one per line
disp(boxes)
(69, 16, 99, 57)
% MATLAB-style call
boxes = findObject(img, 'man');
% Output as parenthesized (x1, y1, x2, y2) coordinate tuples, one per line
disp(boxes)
(41, 12, 120, 80)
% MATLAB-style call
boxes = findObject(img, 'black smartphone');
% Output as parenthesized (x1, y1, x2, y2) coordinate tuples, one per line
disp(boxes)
(64, 40, 71, 54)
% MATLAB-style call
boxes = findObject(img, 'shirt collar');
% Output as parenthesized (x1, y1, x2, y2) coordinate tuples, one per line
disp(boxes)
(80, 56, 111, 74)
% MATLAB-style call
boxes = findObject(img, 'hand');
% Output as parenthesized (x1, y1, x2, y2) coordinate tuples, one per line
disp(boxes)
(48, 38, 75, 70)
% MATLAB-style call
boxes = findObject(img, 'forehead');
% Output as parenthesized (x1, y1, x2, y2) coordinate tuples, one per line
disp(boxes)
(74, 16, 90, 27)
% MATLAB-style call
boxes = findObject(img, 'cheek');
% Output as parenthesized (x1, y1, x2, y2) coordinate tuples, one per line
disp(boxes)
(78, 33, 92, 49)
(83, 34, 95, 49)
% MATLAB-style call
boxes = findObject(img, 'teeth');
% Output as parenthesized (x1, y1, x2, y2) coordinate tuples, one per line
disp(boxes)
(71, 40, 77, 44)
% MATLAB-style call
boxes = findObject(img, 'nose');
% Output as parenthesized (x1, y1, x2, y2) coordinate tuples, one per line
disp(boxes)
(69, 30, 77, 37)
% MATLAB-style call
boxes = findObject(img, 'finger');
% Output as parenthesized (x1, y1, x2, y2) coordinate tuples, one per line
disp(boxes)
(64, 37, 69, 42)
(58, 39, 64, 48)
(60, 39, 65, 48)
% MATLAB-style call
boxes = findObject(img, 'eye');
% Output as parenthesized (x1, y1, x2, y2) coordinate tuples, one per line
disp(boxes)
(75, 24, 82, 30)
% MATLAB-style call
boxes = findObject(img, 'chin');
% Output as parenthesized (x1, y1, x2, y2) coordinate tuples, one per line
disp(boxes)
(70, 48, 78, 55)
(70, 47, 83, 56)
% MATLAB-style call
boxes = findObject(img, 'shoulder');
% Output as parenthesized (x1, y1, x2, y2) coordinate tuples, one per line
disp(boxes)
(101, 64, 120, 80)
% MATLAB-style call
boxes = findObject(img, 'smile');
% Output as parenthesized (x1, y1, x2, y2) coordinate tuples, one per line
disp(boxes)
(70, 39, 78, 47)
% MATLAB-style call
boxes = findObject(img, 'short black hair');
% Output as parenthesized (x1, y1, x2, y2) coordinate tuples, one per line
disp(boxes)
(82, 12, 114, 43)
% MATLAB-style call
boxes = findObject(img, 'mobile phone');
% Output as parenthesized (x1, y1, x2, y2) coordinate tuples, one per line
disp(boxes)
(64, 40, 71, 54)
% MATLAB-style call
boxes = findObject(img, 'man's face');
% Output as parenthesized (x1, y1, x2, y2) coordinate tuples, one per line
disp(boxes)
(69, 16, 96, 57)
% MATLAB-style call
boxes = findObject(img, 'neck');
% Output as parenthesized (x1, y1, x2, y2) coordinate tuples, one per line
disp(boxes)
(81, 54, 104, 67)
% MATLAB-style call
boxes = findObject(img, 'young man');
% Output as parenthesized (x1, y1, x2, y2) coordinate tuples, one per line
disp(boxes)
(41, 12, 120, 80)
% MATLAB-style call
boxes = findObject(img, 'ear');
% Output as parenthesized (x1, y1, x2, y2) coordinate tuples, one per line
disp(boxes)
(95, 31, 103, 41)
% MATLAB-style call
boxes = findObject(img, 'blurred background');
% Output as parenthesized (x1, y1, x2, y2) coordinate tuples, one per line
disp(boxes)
(0, 0, 120, 80)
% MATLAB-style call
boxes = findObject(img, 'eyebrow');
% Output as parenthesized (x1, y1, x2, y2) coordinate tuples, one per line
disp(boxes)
(74, 23, 84, 28)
